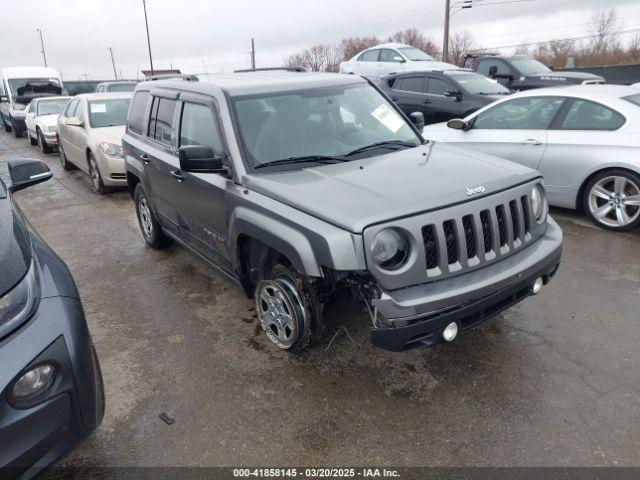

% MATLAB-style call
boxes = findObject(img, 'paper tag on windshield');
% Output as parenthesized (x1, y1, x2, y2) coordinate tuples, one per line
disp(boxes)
(91, 103, 106, 113)
(371, 104, 403, 133)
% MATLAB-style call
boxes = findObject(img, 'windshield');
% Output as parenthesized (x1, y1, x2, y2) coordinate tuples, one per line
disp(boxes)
(8, 77, 61, 96)
(397, 47, 435, 61)
(88, 98, 131, 128)
(449, 72, 511, 95)
(232, 84, 421, 170)
(509, 58, 551, 75)
(37, 99, 69, 115)
(108, 83, 137, 92)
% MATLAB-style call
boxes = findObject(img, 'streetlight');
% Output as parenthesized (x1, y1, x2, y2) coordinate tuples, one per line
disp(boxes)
(142, 0, 154, 75)
(442, 0, 480, 62)
(36, 29, 47, 67)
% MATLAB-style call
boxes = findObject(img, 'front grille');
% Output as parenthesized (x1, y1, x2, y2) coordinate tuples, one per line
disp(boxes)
(419, 190, 534, 280)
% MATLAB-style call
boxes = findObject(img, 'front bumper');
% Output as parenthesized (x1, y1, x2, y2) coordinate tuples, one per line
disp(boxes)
(0, 250, 104, 478)
(96, 150, 127, 186)
(371, 218, 563, 351)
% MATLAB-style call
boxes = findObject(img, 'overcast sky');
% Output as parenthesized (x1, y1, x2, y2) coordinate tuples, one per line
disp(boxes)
(0, 0, 638, 80)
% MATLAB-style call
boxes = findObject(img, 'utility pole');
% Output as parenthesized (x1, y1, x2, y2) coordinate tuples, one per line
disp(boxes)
(142, 0, 154, 75)
(442, 0, 450, 63)
(251, 38, 256, 70)
(36, 29, 47, 67)
(109, 47, 118, 80)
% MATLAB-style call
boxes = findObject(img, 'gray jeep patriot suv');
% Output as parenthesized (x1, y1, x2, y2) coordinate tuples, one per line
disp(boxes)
(122, 71, 562, 352)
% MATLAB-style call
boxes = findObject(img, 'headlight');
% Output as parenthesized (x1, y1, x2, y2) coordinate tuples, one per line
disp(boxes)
(47, 125, 57, 133)
(370, 228, 410, 270)
(99, 142, 123, 158)
(531, 184, 548, 223)
(0, 261, 40, 338)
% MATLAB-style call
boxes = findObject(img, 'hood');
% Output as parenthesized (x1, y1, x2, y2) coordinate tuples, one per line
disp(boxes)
(528, 71, 604, 83)
(422, 122, 452, 142)
(15, 82, 63, 104)
(38, 114, 60, 127)
(91, 125, 126, 145)
(244, 143, 539, 233)
(0, 194, 32, 297)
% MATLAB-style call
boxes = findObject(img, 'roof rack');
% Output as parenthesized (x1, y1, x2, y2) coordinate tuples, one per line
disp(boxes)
(233, 67, 307, 73)
(145, 74, 199, 82)
(459, 52, 500, 68)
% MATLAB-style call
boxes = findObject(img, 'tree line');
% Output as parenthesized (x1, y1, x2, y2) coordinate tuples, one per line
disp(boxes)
(284, 7, 640, 72)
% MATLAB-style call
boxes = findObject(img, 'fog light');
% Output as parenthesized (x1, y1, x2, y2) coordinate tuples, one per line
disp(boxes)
(443, 322, 458, 342)
(12, 364, 56, 399)
(531, 277, 544, 295)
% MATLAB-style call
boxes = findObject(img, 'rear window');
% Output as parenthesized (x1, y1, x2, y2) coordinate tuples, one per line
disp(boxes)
(109, 83, 136, 93)
(623, 93, 640, 107)
(128, 91, 149, 134)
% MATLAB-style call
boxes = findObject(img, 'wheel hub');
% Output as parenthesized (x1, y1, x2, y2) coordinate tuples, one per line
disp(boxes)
(255, 279, 301, 349)
(588, 175, 640, 228)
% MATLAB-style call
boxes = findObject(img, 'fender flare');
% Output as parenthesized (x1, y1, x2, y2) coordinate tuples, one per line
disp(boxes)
(229, 207, 322, 278)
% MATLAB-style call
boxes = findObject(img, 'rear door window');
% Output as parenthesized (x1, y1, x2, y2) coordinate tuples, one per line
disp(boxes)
(394, 76, 425, 93)
(148, 96, 177, 146)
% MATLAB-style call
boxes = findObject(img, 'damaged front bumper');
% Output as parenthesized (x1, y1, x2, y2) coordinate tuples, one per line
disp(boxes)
(370, 218, 563, 351)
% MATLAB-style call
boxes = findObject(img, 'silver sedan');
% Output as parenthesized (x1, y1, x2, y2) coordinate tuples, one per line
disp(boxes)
(423, 85, 640, 231)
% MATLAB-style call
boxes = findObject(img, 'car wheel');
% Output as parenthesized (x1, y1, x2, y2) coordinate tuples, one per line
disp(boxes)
(13, 123, 23, 138)
(254, 263, 322, 352)
(87, 152, 109, 194)
(28, 131, 37, 145)
(3, 117, 12, 133)
(37, 128, 52, 154)
(584, 170, 640, 231)
(58, 141, 75, 170)
(134, 183, 171, 249)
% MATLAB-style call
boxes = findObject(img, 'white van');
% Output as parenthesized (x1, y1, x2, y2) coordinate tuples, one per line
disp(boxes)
(0, 67, 64, 137)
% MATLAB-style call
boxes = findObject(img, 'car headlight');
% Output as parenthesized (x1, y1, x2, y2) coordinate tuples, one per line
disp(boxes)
(99, 142, 123, 158)
(47, 125, 57, 133)
(531, 183, 548, 223)
(370, 228, 410, 270)
(0, 261, 40, 338)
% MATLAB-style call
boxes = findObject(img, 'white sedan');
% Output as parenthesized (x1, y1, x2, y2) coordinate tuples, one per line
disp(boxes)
(423, 85, 640, 231)
(339, 43, 458, 77)
(25, 96, 72, 153)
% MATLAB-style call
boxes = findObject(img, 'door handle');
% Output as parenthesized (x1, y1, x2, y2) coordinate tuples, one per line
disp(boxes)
(520, 138, 542, 145)
(422, 99, 432, 104)
(391, 96, 398, 101)
(139, 153, 150, 163)
(170, 170, 185, 182)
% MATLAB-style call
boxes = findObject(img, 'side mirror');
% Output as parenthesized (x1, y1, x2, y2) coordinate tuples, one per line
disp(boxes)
(179, 145, 229, 175)
(66, 117, 84, 127)
(409, 112, 425, 131)
(447, 118, 470, 131)
(393, 56, 405, 63)
(488, 66, 498, 77)
(8, 159, 53, 193)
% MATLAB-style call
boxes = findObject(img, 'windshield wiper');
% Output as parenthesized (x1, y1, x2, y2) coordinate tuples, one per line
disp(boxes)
(343, 140, 417, 158)
(254, 155, 349, 169)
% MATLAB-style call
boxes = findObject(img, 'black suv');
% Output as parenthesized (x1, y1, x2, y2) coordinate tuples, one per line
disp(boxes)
(379, 69, 511, 125)
(0, 159, 104, 476)
(461, 54, 604, 91)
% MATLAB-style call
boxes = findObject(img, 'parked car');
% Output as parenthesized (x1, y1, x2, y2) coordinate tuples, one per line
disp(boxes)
(339, 43, 458, 76)
(95, 81, 138, 93)
(57, 92, 131, 194)
(379, 69, 511, 124)
(0, 159, 104, 475)
(460, 54, 604, 90)
(0, 67, 65, 138)
(123, 72, 562, 353)
(423, 85, 640, 231)
(25, 96, 72, 153)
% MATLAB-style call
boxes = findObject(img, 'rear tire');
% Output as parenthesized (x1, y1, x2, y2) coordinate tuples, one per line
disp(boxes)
(13, 123, 23, 138)
(29, 131, 37, 145)
(583, 169, 640, 232)
(134, 183, 171, 249)
(254, 263, 322, 352)
(3, 117, 12, 133)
